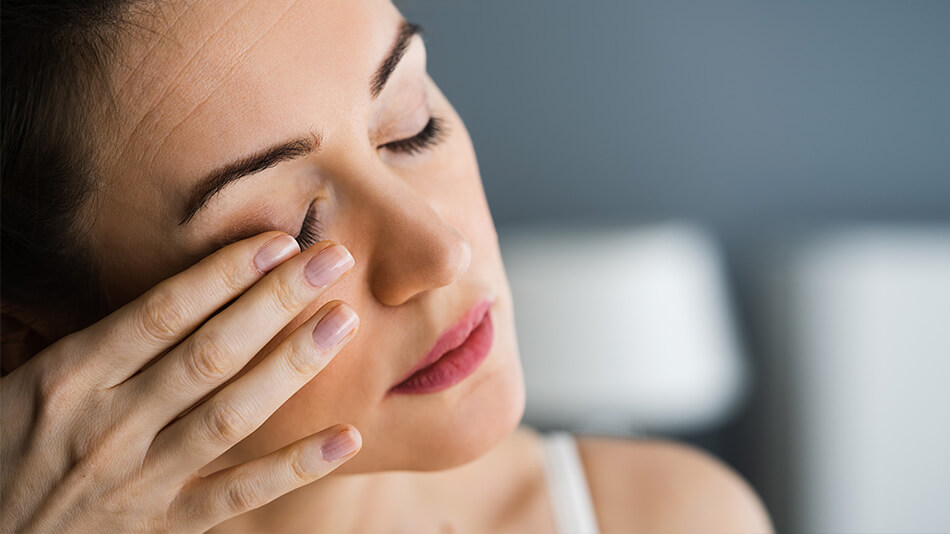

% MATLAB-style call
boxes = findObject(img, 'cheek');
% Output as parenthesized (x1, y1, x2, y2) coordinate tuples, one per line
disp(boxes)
(220, 268, 380, 450)
(216, 95, 517, 467)
(423, 98, 490, 225)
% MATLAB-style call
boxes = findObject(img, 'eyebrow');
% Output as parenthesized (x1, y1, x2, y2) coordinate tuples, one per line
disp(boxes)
(371, 20, 421, 98)
(178, 19, 423, 226)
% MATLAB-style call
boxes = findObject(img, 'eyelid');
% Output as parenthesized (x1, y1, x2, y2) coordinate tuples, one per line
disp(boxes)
(378, 116, 444, 156)
(375, 100, 431, 145)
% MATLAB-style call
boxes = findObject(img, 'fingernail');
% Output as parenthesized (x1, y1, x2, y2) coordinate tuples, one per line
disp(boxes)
(321, 427, 361, 463)
(304, 244, 354, 288)
(254, 234, 300, 273)
(300, 427, 361, 473)
(312, 304, 358, 350)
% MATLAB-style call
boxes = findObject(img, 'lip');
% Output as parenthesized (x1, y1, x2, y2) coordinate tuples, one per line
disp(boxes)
(389, 296, 496, 395)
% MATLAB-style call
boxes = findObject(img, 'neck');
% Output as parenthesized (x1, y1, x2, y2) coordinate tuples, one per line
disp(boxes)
(235, 470, 413, 533)
(216, 460, 485, 533)
(206, 426, 546, 533)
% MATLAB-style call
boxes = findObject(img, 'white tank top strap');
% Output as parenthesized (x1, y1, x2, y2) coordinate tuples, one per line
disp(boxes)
(540, 431, 601, 534)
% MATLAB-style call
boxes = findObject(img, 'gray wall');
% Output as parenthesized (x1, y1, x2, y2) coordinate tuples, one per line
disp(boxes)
(397, 2, 950, 528)
(400, 1, 950, 232)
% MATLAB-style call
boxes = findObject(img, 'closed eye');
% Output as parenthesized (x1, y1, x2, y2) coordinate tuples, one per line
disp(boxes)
(378, 116, 445, 155)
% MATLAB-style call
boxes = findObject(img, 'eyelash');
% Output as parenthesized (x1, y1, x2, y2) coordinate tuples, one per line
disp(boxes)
(378, 116, 446, 155)
(295, 201, 324, 250)
(294, 115, 447, 249)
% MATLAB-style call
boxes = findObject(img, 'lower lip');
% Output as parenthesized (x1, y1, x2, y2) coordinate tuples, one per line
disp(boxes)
(390, 308, 494, 395)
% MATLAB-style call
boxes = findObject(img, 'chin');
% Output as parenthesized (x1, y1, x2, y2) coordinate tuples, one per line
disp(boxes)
(409, 351, 526, 471)
(337, 318, 526, 474)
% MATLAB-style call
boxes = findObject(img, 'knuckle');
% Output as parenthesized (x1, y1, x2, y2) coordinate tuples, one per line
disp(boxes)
(35, 367, 79, 419)
(202, 400, 250, 446)
(221, 475, 263, 514)
(210, 259, 247, 294)
(43, 330, 83, 361)
(288, 450, 314, 483)
(269, 275, 303, 314)
(138, 288, 186, 344)
(186, 335, 233, 385)
(283, 344, 321, 378)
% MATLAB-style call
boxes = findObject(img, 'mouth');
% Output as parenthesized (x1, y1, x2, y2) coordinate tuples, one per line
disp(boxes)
(389, 296, 496, 395)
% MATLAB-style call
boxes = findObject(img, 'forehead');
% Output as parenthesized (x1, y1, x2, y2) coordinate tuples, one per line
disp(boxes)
(104, 0, 399, 188)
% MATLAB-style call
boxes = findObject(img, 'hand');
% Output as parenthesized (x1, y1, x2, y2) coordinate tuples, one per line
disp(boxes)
(0, 231, 361, 533)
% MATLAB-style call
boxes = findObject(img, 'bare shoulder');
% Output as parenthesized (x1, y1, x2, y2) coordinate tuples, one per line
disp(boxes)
(576, 435, 773, 534)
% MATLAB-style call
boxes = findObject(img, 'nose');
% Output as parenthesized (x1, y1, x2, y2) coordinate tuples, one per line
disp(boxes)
(360, 179, 472, 307)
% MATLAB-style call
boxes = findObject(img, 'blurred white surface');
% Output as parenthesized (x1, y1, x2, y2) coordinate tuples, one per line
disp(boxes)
(499, 222, 747, 434)
(776, 227, 950, 533)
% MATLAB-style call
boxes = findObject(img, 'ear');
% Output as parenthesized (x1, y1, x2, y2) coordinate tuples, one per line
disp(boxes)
(1, 305, 54, 375)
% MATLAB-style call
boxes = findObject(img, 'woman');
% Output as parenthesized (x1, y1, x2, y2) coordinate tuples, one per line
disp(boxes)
(0, 1, 773, 532)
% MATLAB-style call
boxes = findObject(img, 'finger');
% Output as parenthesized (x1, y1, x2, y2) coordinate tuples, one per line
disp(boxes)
(121, 241, 354, 427)
(74, 231, 301, 387)
(143, 300, 358, 478)
(171, 424, 361, 532)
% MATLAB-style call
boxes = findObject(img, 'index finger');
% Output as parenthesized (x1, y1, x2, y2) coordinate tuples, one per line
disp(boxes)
(77, 231, 301, 388)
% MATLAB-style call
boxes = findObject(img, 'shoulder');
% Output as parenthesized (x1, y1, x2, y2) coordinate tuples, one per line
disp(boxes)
(576, 435, 773, 534)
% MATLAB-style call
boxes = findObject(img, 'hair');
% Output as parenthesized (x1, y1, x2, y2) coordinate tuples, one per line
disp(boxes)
(1, 0, 141, 336)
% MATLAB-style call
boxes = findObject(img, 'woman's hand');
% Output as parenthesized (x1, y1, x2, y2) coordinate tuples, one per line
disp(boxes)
(0, 231, 361, 533)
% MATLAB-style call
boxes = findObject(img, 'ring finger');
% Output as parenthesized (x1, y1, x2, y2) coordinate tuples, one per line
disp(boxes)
(143, 300, 358, 479)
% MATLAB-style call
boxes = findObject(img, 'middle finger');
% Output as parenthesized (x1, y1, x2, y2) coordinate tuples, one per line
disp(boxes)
(119, 241, 354, 427)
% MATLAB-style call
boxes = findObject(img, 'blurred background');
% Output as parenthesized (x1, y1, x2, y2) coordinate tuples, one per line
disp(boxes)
(401, 1, 950, 532)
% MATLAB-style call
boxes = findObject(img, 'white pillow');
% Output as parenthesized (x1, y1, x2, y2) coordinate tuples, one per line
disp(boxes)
(499, 222, 748, 435)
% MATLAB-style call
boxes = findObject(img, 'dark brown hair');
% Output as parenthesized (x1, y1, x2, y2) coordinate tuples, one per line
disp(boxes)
(1, 0, 138, 335)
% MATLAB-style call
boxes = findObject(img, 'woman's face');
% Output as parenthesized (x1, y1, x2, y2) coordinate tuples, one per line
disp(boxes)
(85, 0, 524, 473)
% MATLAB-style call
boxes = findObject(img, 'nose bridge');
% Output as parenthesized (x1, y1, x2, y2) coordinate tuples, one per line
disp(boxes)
(356, 173, 472, 307)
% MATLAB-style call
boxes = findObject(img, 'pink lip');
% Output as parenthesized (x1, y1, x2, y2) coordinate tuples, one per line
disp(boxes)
(390, 296, 495, 394)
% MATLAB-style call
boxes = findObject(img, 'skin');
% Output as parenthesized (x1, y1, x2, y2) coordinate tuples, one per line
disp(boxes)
(91, 0, 526, 476)
(2, 0, 774, 531)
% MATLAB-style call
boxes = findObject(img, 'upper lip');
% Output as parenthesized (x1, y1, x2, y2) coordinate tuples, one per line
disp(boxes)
(391, 295, 496, 387)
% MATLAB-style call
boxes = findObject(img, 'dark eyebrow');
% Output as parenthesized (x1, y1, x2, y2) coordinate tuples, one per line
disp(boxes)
(371, 20, 422, 98)
(177, 133, 321, 225)
(178, 20, 423, 226)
